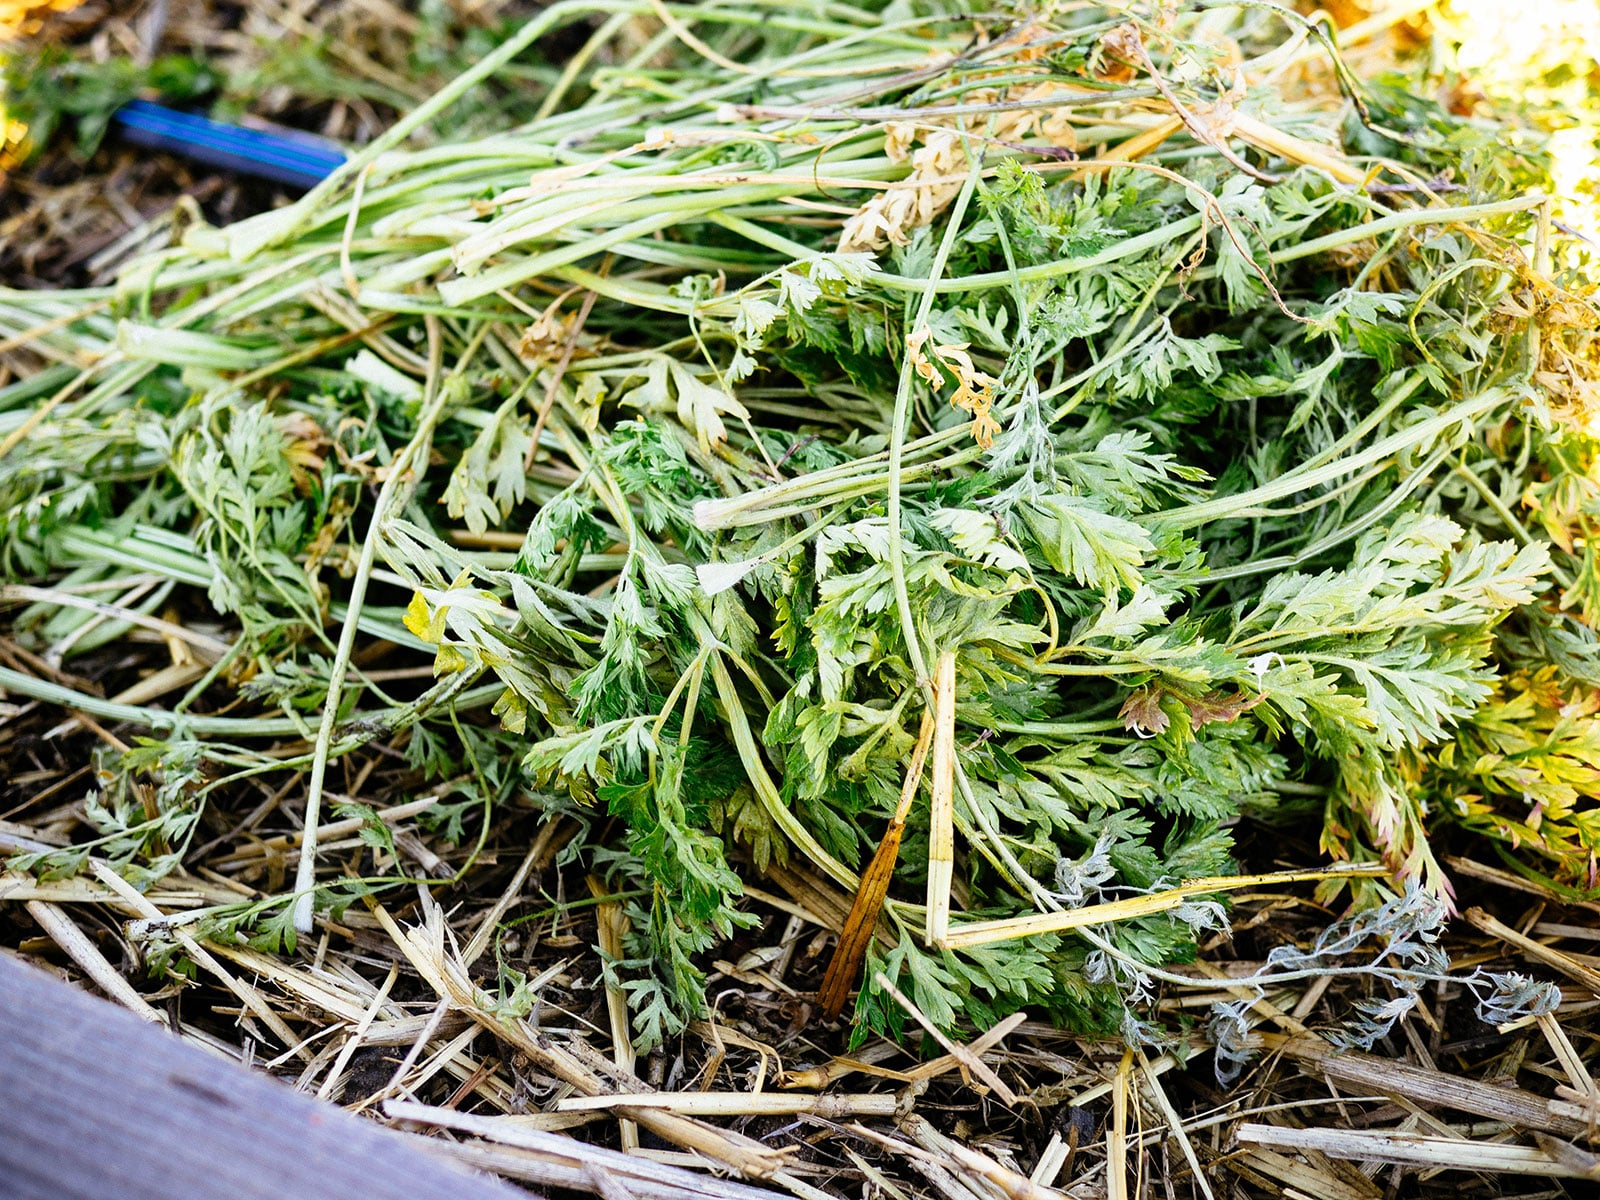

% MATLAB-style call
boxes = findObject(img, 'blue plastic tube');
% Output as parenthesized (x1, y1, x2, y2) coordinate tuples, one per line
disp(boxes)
(112, 100, 346, 189)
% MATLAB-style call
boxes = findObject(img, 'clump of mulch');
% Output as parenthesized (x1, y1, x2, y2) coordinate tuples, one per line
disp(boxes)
(3, 3, 1600, 1199)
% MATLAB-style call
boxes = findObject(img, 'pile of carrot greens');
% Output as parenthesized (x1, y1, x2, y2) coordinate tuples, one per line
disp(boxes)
(3, 0, 1596, 1050)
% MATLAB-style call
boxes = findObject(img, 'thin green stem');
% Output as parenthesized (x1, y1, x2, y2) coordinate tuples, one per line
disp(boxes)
(291, 317, 452, 934)
(1152, 389, 1509, 531)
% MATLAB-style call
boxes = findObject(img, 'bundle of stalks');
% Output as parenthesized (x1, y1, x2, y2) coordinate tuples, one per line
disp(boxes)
(2, 0, 1599, 1066)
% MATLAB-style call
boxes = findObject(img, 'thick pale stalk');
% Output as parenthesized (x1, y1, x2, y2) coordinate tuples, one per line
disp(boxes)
(923, 652, 957, 947)
(938, 865, 1388, 950)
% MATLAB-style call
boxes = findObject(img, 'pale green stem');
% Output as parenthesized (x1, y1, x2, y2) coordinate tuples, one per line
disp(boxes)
(1151, 389, 1510, 531)
(882, 143, 1052, 912)
(291, 319, 451, 934)
(227, 0, 638, 260)
(887, 165, 982, 685)
(1453, 459, 1575, 591)
(1198, 444, 1451, 584)
(0, 665, 494, 741)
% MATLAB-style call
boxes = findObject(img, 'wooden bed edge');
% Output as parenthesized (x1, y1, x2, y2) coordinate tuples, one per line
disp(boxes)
(0, 953, 532, 1200)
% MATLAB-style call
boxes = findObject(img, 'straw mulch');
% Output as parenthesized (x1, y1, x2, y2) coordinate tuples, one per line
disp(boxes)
(3, 3, 1600, 1198)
